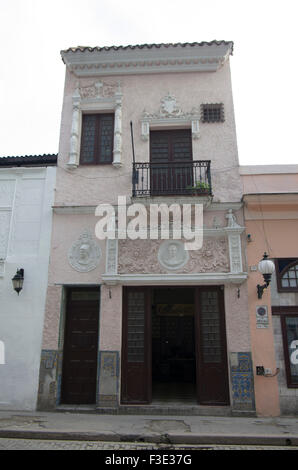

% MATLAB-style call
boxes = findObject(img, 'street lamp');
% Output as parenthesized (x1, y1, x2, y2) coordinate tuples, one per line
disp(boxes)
(12, 268, 24, 295)
(257, 253, 275, 299)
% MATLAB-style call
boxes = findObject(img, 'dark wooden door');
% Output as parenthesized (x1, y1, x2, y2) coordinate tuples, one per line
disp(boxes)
(61, 288, 100, 404)
(195, 287, 230, 405)
(150, 130, 193, 195)
(121, 287, 152, 404)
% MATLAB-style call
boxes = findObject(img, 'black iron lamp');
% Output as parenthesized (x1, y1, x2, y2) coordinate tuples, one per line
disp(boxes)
(12, 268, 24, 295)
(257, 253, 275, 299)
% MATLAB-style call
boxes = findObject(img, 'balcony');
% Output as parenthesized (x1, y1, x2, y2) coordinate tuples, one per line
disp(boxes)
(132, 160, 212, 197)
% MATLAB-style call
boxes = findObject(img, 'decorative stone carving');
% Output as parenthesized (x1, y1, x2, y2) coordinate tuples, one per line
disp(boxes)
(228, 234, 243, 273)
(118, 237, 229, 274)
(185, 238, 229, 273)
(67, 81, 123, 168)
(105, 239, 118, 274)
(160, 93, 183, 117)
(225, 208, 241, 228)
(79, 80, 118, 99)
(158, 240, 189, 271)
(68, 229, 101, 272)
(141, 93, 200, 141)
(225, 209, 243, 273)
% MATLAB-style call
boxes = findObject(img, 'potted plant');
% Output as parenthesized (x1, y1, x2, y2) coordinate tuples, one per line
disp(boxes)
(187, 181, 210, 195)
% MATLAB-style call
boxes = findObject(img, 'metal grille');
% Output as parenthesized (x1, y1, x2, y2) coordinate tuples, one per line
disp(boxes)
(200, 291, 222, 364)
(98, 115, 114, 162)
(132, 160, 211, 197)
(127, 291, 145, 363)
(80, 114, 114, 164)
(80, 115, 96, 163)
(201, 103, 224, 123)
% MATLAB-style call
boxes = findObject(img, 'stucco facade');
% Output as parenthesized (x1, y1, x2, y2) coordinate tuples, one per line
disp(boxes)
(242, 165, 298, 416)
(38, 42, 254, 414)
(0, 159, 56, 410)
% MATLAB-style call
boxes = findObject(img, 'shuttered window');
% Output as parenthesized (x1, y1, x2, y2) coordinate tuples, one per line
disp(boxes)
(80, 114, 114, 164)
(150, 129, 192, 163)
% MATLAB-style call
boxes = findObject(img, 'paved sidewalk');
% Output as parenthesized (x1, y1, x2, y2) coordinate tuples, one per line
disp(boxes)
(0, 410, 297, 446)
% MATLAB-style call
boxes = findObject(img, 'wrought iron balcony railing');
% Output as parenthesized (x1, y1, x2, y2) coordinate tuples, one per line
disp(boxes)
(132, 160, 212, 197)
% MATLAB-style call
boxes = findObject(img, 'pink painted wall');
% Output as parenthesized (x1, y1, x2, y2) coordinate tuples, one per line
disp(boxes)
(55, 61, 242, 207)
(243, 171, 298, 416)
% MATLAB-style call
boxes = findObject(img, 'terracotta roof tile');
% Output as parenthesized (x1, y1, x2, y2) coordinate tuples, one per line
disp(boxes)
(0, 154, 57, 166)
(61, 40, 234, 55)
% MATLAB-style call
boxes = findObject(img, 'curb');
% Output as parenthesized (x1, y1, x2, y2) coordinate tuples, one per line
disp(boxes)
(0, 430, 298, 446)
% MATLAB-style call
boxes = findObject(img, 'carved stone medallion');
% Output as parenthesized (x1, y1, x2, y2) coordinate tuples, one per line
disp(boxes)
(158, 240, 189, 271)
(68, 230, 101, 272)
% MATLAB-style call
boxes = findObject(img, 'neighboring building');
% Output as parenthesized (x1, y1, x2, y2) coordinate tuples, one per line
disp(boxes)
(37, 41, 254, 415)
(242, 164, 298, 416)
(0, 154, 57, 410)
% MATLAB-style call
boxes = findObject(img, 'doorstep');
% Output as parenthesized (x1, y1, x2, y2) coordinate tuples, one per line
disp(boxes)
(95, 404, 234, 416)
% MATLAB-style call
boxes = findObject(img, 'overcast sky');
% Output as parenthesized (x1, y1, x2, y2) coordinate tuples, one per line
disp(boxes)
(0, 0, 297, 166)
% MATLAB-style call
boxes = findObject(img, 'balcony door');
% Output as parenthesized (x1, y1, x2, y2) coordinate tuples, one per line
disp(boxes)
(150, 129, 193, 195)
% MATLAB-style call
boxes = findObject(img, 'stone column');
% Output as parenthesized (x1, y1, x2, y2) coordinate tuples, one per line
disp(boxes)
(112, 93, 122, 168)
(68, 87, 81, 168)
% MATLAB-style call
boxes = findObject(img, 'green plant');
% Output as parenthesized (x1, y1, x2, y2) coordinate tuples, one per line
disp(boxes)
(187, 181, 210, 192)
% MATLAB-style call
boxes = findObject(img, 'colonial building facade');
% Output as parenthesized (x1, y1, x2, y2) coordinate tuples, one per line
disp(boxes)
(242, 165, 298, 416)
(0, 155, 56, 410)
(37, 42, 255, 414)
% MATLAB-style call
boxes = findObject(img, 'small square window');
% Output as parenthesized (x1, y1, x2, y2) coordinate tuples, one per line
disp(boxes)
(201, 104, 224, 123)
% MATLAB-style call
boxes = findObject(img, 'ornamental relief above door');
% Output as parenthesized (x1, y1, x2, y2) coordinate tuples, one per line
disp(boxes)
(118, 237, 229, 274)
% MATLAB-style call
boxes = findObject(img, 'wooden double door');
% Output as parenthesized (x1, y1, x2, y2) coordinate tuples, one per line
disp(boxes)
(121, 286, 230, 406)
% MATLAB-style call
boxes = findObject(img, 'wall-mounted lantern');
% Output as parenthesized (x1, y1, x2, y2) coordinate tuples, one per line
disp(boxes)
(257, 253, 275, 299)
(12, 269, 24, 295)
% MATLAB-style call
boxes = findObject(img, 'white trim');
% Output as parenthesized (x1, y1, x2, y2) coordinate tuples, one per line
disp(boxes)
(102, 272, 247, 286)
(67, 82, 123, 169)
(61, 43, 232, 77)
(141, 93, 200, 141)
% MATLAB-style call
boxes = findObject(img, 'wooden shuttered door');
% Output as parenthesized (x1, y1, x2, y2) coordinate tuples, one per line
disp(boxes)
(195, 287, 230, 405)
(61, 288, 100, 404)
(121, 286, 230, 406)
(150, 129, 193, 195)
(121, 287, 152, 404)
(80, 113, 114, 164)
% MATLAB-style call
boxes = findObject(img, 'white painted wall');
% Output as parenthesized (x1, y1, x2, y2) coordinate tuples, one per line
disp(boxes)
(0, 166, 56, 410)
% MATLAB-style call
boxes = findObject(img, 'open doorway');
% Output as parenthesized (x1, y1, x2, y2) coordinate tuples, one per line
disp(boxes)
(152, 287, 196, 403)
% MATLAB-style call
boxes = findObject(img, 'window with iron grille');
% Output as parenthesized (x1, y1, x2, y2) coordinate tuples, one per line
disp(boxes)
(201, 103, 224, 123)
(80, 113, 114, 164)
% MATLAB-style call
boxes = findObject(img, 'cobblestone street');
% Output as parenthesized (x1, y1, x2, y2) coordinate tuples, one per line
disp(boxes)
(0, 438, 298, 451)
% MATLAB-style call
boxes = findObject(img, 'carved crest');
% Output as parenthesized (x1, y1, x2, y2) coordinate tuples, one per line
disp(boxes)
(78, 80, 119, 100)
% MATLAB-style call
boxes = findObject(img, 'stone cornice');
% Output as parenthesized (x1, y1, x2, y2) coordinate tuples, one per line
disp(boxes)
(61, 42, 233, 77)
(102, 272, 247, 286)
